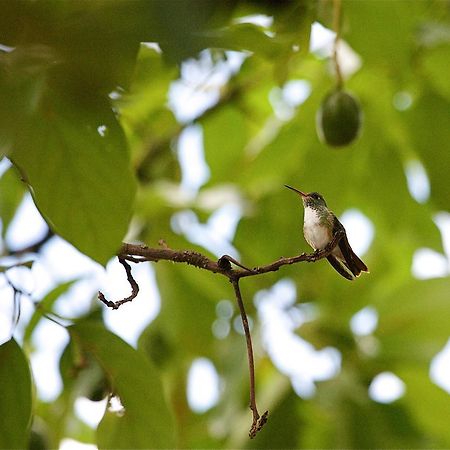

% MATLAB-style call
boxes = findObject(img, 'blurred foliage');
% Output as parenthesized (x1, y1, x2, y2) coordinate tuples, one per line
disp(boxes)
(1, 0, 450, 448)
(0, 339, 32, 449)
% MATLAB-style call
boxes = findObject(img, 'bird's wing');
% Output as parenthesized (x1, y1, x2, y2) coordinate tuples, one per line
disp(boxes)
(332, 216, 368, 276)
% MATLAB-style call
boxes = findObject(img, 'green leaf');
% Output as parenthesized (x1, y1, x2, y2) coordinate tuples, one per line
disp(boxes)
(344, 1, 430, 71)
(405, 91, 450, 211)
(119, 45, 179, 183)
(145, 1, 236, 63)
(24, 280, 77, 345)
(0, 13, 138, 265)
(0, 339, 33, 449)
(207, 23, 284, 58)
(9, 93, 136, 265)
(0, 165, 26, 237)
(0, 3, 139, 96)
(69, 321, 175, 449)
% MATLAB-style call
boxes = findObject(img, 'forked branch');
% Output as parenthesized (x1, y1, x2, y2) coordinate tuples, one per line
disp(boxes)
(98, 231, 344, 437)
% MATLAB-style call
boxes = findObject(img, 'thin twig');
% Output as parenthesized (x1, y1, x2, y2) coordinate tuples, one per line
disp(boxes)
(5, 228, 54, 256)
(4, 274, 30, 335)
(231, 277, 268, 438)
(98, 258, 139, 309)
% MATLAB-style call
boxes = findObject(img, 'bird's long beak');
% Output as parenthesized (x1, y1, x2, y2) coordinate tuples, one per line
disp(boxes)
(284, 184, 307, 198)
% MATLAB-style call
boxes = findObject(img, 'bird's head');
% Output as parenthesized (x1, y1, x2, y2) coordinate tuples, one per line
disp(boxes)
(284, 185, 327, 208)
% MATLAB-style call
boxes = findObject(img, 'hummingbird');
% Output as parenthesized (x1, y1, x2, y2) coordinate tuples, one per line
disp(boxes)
(285, 185, 368, 280)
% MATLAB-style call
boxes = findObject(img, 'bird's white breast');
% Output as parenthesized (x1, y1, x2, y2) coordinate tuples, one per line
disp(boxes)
(303, 207, 330, 250)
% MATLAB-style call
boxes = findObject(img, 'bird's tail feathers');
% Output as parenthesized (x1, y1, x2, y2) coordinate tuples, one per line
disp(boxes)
(327, 255, 354, 280)
(349, 250, 369, 276)
(338, 234, 369, 277)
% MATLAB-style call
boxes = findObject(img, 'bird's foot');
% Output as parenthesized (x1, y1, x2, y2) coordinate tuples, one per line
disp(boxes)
(311, 249, 323, 261)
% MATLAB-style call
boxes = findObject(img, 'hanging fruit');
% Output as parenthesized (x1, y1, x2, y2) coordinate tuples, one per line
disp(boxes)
(316, 0, 363, 147)
(316, 88, 362, 146)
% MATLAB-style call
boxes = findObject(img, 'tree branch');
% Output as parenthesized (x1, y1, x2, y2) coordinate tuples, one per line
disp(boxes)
(117, 230, 343, 280)
(99, 231, 344, 437)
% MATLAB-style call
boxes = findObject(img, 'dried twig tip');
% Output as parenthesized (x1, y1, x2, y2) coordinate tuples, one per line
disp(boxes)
(98, 258, 139, 310)
(249, 410, 269, 438)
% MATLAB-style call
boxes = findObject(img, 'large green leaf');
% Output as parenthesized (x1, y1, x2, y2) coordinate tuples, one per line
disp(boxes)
(0, 1, 236, 85)
(69, 321, 175, 449)
(0, 34, 136, 267)
(9, 93, 136, 265)
(0, 339, 33, 449)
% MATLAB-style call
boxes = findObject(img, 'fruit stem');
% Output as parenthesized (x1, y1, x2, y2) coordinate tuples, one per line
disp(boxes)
(332, 0, 344, 89)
